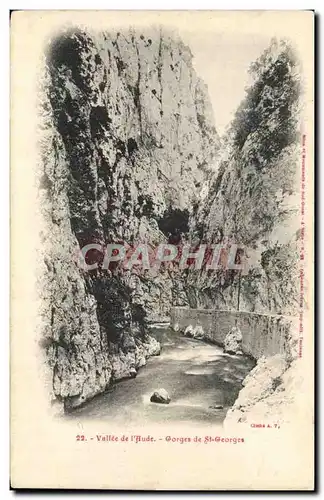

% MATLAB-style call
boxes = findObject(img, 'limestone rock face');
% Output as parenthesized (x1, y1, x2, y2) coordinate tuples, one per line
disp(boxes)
(224, 322, 302, 426)
(39, 28, 218, 409)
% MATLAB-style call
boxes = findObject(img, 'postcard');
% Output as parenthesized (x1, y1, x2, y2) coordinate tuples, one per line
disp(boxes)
(10, 10, 314, 490)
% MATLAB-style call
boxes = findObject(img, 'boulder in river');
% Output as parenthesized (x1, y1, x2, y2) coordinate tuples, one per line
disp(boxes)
(150, 388, 171, 404)
(184, 324, 205, 339)
(224, 326, 243, 355)
(184, 324, 194, 337)
(192, 325, 204, 339)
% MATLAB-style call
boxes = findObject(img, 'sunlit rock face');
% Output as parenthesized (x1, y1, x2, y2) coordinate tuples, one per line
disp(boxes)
(39, 27, 219, 409)
(224, 319, 302, 427)
(187, 39, 302, 316)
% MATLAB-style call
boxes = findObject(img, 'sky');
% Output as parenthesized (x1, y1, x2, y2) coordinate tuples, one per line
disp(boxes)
(180, 31, 272, 136)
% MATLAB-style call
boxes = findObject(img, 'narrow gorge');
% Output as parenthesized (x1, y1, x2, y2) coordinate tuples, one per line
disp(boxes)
(38, 27, 302, 424)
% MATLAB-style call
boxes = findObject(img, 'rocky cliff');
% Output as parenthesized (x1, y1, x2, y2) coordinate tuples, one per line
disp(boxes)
(182, 39, 303, 425)
(187, 39, 302, 316)
(38, 27, 218, 409)
(38, 31, 302, 415)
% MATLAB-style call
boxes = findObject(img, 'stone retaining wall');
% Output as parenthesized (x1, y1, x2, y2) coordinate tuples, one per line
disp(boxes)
(170, 307, 298, 360)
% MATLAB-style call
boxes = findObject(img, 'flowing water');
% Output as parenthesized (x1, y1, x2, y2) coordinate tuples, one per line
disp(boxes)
(67, 328, 255, 426)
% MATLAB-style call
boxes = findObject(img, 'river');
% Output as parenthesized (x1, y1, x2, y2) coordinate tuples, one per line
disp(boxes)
(67, 327, 255, 426)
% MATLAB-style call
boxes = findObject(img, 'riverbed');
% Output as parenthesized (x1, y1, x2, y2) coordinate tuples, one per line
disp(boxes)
(67, 328, 255, 426)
